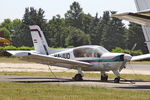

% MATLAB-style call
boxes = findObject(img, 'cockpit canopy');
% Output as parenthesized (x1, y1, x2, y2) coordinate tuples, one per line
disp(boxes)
(73, 46, 109, 58)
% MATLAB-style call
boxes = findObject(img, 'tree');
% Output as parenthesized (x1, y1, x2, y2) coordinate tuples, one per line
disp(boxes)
(65, 1, 84, 29)
(0, 27, 10, 39)
(0, 19, 13, 32)
(101, 11, 126, 50)
(12, 7, 48, 47)
(88, 13, 103, 45)
(65, 26, 91, 47)
(47, 15, 67, 47)
(127, 23, 148, 53)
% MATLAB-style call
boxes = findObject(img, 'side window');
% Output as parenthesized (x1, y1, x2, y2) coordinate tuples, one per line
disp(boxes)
(94, 50, 101, 58)
(73, 48, 94, 58)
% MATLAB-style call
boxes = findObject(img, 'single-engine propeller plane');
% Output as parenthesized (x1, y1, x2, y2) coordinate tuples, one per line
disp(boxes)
(7, 25, 150, 83)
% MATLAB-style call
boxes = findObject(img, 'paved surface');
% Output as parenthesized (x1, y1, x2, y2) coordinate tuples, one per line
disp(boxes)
(0, 75, 150, 91)
(0, 63, 150, 75)
(121, 64, 150, 75)
(0, 63, 150, 91)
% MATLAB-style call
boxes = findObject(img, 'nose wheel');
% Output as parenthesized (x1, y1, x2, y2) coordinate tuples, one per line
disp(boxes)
(113, 70, 121, 83)
(73, 74, 83, 81)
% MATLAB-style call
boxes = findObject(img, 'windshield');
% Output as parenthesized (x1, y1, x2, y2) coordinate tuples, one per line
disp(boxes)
(73, 47, 105, 58)
(96, 46, 109, 53)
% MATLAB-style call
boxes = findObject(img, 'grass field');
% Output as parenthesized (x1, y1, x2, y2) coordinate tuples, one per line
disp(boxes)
(0, 82, 149, 100)
(0, 57, 150, 100)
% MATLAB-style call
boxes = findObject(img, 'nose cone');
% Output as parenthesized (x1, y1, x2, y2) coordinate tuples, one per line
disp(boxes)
(124, 54, 132, 61)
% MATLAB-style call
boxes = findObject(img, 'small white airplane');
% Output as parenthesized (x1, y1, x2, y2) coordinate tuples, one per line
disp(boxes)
(7, 25, 150, 83)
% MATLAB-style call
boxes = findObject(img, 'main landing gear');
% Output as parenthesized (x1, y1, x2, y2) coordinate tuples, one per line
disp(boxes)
(101, 72, 108, 82)
(73, 67, 83, 81)
(73, 74, 83, 81)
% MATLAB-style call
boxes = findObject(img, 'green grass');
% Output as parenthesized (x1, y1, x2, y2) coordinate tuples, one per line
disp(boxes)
(129, 61, 150, 64)
(0, 72, 150, 81)
(0, 82, 149, 100)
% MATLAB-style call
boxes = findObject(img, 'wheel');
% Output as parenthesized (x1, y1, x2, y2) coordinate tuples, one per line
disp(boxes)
(73, 74, 83, 81)
(101, 74, 108, 82)
(114, 77, 120, 83)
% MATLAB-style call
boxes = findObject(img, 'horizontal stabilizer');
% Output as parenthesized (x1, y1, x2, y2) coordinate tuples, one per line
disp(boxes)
(7, 50, 35, 57)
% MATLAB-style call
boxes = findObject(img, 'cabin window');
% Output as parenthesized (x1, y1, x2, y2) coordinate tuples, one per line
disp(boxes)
(73, 48, 92, 57)
(94, 52, 101, 57)
(73, 48, 101, 58)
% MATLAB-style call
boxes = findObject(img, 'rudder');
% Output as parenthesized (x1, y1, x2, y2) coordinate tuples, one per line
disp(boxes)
(29, 25, 49, 55)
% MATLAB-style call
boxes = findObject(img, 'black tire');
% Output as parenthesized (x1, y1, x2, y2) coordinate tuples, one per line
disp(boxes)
(73, 74, 83, 81)
(101, 75, 108, 82)
(114, 77, 120, 83)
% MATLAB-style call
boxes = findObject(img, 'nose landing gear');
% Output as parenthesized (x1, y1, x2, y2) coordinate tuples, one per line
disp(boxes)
(113, 70, 121, 83)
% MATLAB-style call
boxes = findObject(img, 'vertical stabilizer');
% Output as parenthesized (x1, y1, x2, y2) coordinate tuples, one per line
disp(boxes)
(29, 25, 49, 55)
(134, 0, 150, 52)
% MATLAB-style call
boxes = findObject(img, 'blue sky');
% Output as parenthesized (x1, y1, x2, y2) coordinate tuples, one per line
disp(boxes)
(0, 0, 136, 22)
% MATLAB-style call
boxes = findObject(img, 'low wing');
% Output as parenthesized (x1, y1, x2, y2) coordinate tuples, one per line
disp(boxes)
(21, 53, 92, 69)
(112, 11, 150, 26)
(131, 54, 150, 61)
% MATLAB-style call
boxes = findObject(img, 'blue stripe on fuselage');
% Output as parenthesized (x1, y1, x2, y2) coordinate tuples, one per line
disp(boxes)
(79, 55, 123, 63)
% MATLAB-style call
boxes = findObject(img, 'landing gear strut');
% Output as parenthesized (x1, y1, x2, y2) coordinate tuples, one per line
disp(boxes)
(113, 70, 121, 83)
(101, 72, 108, 82)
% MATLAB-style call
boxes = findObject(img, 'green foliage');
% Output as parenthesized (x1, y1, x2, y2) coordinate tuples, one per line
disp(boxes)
(0, 19, 13, 32)
(101, 11, 126, 50)
(0, 27, 10, 39)
(0, 2, 148, 53)
(112, 47, 142, 56)
(3, 46, 17, 50)
(67, 45, 75, 48)
(0, 46, 34, 50)
(65, 26, 91, 47)
(127, 23, 148, 53)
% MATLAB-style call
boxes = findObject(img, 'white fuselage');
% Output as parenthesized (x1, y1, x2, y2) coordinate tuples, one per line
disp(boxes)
(50, 47, 127, 71)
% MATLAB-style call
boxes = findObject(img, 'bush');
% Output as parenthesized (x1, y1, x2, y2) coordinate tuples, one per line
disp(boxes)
(0, 46, 34, 56)
(112, 47, 143, 56)
(0, 46, 34, 50)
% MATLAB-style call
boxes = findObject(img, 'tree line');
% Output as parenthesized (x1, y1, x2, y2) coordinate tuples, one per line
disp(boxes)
(0, 2, 148, 53)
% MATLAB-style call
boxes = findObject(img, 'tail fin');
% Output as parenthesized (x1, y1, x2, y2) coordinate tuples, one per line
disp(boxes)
(29, 25, 49, 55)
(134, 0, 150, 53)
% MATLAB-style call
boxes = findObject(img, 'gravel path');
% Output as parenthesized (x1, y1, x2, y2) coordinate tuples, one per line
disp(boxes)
(0, 63, 150, 75)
